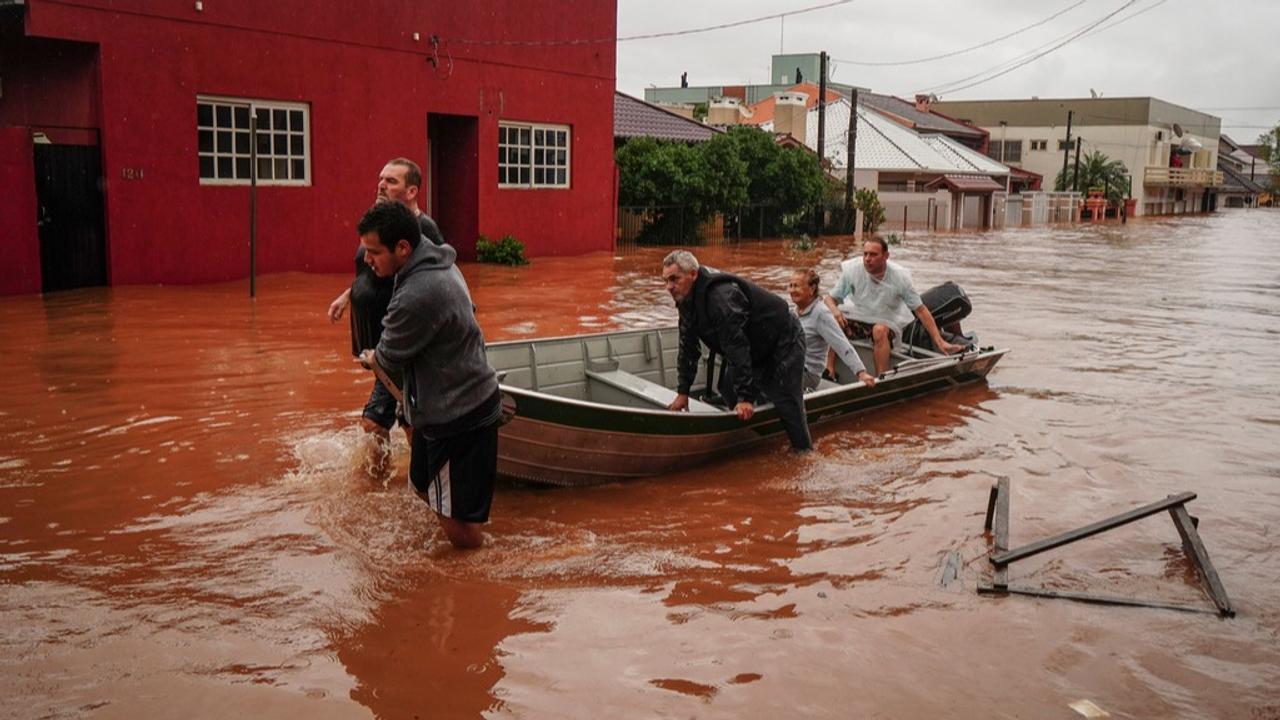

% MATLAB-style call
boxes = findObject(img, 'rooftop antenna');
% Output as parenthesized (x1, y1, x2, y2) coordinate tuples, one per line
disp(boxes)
(779, 16, 784, 53)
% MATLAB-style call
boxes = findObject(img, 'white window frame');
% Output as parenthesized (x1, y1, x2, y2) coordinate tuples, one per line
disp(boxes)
(197, 95, 311, 186)
(1030, 139, 1048, 151)
(498, 121, 570, 189)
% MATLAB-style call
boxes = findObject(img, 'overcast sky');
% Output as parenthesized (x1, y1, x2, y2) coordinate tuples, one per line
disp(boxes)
(616, 0, 1280, 144)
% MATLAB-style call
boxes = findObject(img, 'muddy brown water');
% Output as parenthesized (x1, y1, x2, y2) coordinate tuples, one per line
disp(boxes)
(2, 210, 1279, 719)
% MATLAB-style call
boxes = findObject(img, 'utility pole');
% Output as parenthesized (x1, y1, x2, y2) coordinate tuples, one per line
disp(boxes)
(844, 88, 859, 233)
(815, 51, 828, 237)
(1060, 110, 1074, 191)
(249, 114, 258, 298)
(1073, 138, 1083, 193)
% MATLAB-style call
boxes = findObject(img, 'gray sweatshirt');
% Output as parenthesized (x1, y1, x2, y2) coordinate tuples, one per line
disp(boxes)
(374, 240, 499, 435)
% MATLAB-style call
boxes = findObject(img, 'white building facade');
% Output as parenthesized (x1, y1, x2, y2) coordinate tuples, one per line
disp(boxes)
(932, 97, 1222, 217)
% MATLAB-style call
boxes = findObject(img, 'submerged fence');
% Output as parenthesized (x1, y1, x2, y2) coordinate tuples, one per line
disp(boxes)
(617, 204, 802, 249)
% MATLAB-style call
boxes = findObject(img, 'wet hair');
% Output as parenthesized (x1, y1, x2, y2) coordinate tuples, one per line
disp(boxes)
(865, 237, 888, 253)
(357, 201, 421, 251)
(662, 250, 699, 272)
(795, 268, 820, 294)
(386, 157, 422, 190)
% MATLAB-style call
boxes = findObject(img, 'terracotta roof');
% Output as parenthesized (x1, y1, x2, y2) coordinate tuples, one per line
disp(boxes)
(1008, 166, 1043, 181)
(924, 174, 1005, 193)
(743, 82, 843, 126)
(613, 92, 720, 143)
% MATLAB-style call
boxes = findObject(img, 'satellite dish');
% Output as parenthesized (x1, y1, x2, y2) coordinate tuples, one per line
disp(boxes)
(1172, 122, 1184, 137)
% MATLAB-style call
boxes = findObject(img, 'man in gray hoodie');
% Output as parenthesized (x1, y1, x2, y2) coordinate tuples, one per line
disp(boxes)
(357, 201, 502, 549)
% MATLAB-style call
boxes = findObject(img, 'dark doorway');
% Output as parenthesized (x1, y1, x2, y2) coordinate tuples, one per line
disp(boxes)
(35, 144, 107, 292)
(426, 113, 479, 260)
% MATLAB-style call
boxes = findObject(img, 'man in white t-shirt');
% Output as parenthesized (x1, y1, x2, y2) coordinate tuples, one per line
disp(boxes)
(823, 238, 964, 375)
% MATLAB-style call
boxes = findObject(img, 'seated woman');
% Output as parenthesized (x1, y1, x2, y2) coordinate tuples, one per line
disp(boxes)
(788, 269, 877, 391)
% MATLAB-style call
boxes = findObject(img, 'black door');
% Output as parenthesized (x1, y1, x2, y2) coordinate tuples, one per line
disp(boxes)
(35, 144, 108, 292)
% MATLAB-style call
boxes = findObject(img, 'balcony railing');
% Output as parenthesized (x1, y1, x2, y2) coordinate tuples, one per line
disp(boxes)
(1144, 167, 1224, 187)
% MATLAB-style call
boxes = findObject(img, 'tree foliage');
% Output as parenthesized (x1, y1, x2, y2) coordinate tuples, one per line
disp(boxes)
(853, 188, 886, 232)
(615, 126, 828, 241)
(1054, 150, 1130, 204)
(1257, 124, 1280, 190)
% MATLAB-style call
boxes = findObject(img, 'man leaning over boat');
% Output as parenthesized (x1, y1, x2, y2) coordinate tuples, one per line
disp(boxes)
(661, 250, 812, 452)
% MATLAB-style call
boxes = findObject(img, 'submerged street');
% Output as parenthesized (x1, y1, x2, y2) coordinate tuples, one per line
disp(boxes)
(2, 209, 1279, 718)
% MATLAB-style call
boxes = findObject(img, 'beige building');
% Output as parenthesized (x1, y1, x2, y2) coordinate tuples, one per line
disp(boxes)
(932, 97, 1222, 216)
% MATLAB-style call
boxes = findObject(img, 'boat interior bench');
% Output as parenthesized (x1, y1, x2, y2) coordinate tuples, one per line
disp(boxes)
(585, 368, 719, 413)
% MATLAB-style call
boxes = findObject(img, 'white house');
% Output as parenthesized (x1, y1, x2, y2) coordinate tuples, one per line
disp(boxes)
(931, 97, 1222, 217)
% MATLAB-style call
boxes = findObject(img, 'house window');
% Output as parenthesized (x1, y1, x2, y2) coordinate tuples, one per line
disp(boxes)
(498, 122, 570, 188)
(197, 96, 310, 185)
(1057, 139, 1077, 152)
(986, 140, 1022, 163)
(1030, 139, 1048, 151)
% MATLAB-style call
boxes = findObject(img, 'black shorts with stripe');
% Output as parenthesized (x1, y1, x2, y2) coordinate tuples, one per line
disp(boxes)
(409, 419, 500, 524)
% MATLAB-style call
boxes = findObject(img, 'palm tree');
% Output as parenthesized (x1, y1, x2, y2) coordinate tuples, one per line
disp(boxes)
(1055, 150, 1130, 204)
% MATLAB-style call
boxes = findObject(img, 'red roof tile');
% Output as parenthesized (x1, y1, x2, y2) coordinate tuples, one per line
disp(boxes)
(925, 174, 1005, 193)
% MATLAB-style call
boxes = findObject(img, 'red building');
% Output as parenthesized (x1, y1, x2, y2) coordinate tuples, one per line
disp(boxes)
(0, 0, 618, 295)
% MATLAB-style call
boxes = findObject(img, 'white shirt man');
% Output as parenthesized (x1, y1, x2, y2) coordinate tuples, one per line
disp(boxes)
(824, 239, 964, 375)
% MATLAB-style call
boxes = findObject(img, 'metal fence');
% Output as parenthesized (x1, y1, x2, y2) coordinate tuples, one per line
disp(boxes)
(617, 204, 809, 249)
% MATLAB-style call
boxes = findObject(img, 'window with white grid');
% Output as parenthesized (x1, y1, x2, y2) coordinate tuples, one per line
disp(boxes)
(197, 96, 310, 185)
(498, 122, 569, 188)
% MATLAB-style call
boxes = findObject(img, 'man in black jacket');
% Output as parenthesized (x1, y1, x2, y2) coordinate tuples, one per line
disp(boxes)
(662, 250, 812, 451)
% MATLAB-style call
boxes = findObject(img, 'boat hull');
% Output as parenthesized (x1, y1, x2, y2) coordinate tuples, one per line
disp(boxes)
(488, 327, 1005, 487)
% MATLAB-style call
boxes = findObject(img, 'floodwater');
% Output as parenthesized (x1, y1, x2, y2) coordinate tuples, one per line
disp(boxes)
(2, 209, 1279, 719)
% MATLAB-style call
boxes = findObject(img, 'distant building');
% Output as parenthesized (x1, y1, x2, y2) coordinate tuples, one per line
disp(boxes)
(0, 0, 618, 296)
(645, 52, 862, 108)
(931, 97, 1223, 217)
(1217, 135, 1266, 208)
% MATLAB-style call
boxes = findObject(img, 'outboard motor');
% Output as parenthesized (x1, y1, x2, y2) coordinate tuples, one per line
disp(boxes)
(900, 281, 976, 351)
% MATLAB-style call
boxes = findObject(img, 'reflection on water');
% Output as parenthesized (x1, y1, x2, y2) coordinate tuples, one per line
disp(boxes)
(3, 210, 1280, 718)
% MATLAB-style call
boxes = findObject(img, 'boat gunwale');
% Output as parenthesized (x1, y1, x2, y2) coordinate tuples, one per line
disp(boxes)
(494, 337, 1007, 420)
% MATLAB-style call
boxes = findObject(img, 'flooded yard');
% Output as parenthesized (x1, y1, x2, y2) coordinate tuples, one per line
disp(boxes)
(2, 209, 1279, 718)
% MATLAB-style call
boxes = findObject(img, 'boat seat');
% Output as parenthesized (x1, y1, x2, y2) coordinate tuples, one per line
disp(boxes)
(585, 369, 719, 413)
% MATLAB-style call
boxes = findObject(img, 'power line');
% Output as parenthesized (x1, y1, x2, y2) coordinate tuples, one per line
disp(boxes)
(449, 0, 858, 46)
(832, 0, 1088, 67)
(917, 0, 1145, 97)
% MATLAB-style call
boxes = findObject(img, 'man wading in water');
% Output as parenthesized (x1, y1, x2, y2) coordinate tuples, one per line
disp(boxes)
(357, 201, 502, 550)
(327, 159, 444, 456)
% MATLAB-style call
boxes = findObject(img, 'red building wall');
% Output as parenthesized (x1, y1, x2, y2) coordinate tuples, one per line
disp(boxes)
(0, 128, 41, 295)
(0, 0, 617, 293)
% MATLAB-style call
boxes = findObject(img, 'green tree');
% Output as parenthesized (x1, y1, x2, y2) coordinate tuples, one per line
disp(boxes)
(615, 126, 826, 241)
(721, 126, 827, 236)
(853, 188, 886, 232)
(1257, 124, 1280, 191)
(615, 136, 749, 243)
(1055, 149, 1130, 204)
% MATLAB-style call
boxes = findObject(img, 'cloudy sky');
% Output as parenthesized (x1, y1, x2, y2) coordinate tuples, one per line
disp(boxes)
(615, 0, 1280, 143)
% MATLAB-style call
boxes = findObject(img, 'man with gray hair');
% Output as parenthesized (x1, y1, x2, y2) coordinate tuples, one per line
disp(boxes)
(661, 250, 812, 451)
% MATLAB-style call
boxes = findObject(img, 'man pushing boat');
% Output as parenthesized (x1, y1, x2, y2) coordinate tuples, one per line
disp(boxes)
(357, 201, 502, 549)
(661, 250, 812, 452)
